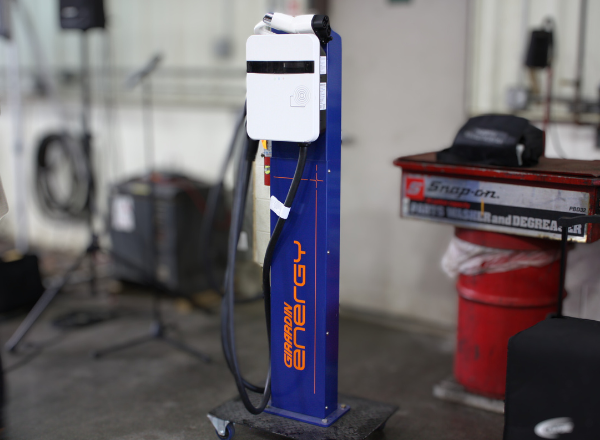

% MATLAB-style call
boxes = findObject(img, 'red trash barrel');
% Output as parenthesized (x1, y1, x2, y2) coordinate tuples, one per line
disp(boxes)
(453, 227, 563, 400)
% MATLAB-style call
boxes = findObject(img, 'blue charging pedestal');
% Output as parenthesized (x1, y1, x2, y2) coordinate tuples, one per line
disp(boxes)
(266, 29, 345, 427)
(208, 30, 397, 440)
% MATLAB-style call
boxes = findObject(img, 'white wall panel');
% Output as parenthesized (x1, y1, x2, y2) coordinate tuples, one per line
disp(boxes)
(330, 0, 469, 327)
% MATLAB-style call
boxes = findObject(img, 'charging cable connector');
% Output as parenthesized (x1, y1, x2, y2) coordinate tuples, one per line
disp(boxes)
(256, 13, 332, 45)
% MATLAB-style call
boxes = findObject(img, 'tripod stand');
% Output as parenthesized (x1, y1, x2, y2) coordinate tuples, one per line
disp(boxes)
(5, 42, 209, 362)
(91, 295, 210, 361)
(90, 54, 210, 362)
(5, 30, 100, 352)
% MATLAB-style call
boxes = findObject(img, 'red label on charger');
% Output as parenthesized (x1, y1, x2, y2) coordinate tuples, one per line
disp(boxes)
(264, 156, 271, 186)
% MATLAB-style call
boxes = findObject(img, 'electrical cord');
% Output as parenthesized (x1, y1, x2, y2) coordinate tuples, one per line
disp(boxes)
(199, 104, 264, 304)
(222, 134, 264, 396)
(200, 104, 247, 294)
(221, 132, 309, 414)
(35, 133, 93, 221)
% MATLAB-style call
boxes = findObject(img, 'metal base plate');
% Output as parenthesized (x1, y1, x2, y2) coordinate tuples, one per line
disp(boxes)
(433, 377, 504, 414)
(208, 394, 398, 440)
(264, 402, 350, 427)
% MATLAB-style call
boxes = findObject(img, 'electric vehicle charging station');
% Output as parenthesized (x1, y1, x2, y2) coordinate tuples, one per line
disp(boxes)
(208, 13, 397, 440)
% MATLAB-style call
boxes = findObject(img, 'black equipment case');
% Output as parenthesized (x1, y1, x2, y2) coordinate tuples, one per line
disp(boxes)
(504, 215, 600, 439)
(109, 172, 228, 296)
(0, 254, 44, 313)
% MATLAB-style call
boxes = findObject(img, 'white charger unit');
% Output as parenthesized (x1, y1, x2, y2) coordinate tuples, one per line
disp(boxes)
(246, 34, 323, 143)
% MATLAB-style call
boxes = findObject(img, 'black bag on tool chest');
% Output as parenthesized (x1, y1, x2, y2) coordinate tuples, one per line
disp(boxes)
(504, 215, 600, 440)
(437, 114, 544, 167)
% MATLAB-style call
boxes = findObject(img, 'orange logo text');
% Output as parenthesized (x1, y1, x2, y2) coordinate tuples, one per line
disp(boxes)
(284, 240, 306, 370)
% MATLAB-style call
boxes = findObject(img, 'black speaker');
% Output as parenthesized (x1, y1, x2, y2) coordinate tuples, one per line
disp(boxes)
(0, 0, 11, 39)
(525, 29, 553, 69)
(59, 0, 105, 31)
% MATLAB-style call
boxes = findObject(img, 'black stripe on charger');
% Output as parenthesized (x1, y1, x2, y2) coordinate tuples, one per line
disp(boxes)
(247, 61, 314, 74)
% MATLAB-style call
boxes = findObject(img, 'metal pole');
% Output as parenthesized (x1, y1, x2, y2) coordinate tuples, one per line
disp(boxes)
(80, 29, 98, 295)
(142, 79, 155, 172)
(80, 30, 95, 223)
(543, 67, 553, 132)
(574, 0, 588, 124)
(142, 77, 159, 284)
(81, 30, 91, 138)
(141, 76, 164, 332)
(557, 226, 568, 318)
(5, 38, 29, 254)
(597, 85, 600, 148)
(517, 0, 530, 86)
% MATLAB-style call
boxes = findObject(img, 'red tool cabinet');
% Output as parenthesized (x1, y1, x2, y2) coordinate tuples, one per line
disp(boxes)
(394, 153, 600, 399)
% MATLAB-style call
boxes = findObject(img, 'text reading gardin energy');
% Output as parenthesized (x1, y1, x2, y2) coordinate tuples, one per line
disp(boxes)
(283, 241, 306, 370)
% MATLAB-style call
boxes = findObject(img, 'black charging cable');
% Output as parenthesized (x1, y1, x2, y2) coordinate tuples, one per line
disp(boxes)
(260, 142, 309, 343)
(221, 133, 309, 414)
(221, 134, 264, 397)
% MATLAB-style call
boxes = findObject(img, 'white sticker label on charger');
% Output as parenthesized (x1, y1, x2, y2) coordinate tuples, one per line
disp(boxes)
(112, 195, 135, 232)
(319, 56, 327, 75)
(319, 83, 327, 110)
(270, 196, 290, 219)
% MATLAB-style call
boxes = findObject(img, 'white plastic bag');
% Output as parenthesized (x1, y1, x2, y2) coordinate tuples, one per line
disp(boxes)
(442, 236, 560, 278)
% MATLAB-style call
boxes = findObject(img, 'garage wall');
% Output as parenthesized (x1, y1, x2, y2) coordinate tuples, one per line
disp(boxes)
(330, 0, 469, 327)
(0, 0, 304, 249)
(470, 0, 600, 116)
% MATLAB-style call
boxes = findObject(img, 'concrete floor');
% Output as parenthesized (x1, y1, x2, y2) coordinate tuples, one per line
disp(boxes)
(0, 279, 504, 440)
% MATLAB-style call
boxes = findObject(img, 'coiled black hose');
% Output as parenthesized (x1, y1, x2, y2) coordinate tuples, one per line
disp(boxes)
(35, 133, 92, 221)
